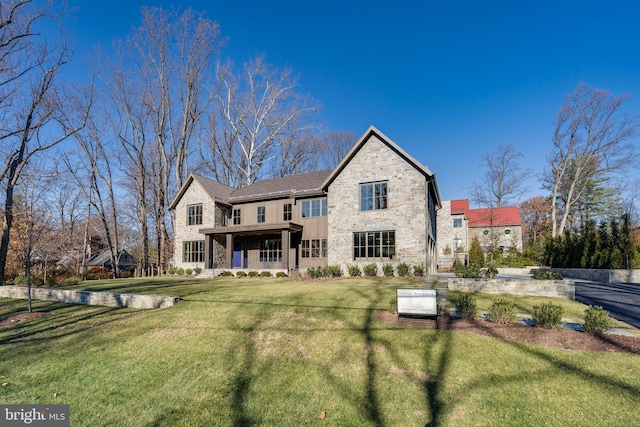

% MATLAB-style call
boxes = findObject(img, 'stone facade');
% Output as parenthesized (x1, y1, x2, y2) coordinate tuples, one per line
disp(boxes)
(326, 133, 437, 274)
(172, 179, 217, 269)
(436, 200, 468, 268)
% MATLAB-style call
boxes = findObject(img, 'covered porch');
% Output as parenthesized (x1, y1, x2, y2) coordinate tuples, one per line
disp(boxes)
(200, 222, 303, 272)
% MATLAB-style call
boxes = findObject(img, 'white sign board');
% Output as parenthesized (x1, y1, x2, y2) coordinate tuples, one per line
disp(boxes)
(397, 289, 438, 316)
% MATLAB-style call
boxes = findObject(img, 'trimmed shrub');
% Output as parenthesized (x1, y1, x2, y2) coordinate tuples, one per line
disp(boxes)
(397, 262, 411, 277)
(176, 268, 185, 276)
(185, 268, 194, 276)
(583, 305, 614, 336)
(236, 271, 247, 278)
(363, 263, 378, 277)
(307, 266, 323, 279)
(487, 297, 516, 324)
(449, 292, 477, 319)
(260, 271, 272, 277)
(61, 277, 81, 286)
(220, 270, 234, 277)
(532, 303, 563, 329)
(248, 271, 259, 278)
(347, 264, 361, 277)
(275, 271, 288, 278)
(13, 276, 45, 286)
(323, 265, 342, 278)
(382, 263, 394, 277)
(193, 266, 202, 275)
(413, 264, 424, 276)
(533, 270, 563, 280)
(168, 267, 178, 275)
(455, 264, 482, 278)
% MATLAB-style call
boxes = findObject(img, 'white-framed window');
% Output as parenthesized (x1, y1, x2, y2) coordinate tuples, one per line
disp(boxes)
(454, 237, 463, 250)
(453, 218, 462, 228)
(257, 206, 265, 223)
(360, 182, 387, 211)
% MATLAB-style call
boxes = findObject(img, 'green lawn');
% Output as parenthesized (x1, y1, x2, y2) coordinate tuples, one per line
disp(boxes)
(1, 277, 639, 426)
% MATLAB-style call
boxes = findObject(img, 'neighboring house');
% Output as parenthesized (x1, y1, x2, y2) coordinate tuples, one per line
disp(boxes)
(170, 126, 441, 275)
(86, 249, 136, 272)
(436, 199, 523, 268)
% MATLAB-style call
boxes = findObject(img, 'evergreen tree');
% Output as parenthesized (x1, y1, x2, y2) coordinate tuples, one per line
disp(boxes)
(468, 236, 485, 267)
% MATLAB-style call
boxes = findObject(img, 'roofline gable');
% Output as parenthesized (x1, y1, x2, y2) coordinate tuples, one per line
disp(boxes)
(321, 125, 441, 205)
(169, 173, 233, 210)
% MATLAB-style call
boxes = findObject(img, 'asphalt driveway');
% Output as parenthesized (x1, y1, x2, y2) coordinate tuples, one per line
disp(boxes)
(573, 281, 640, 329)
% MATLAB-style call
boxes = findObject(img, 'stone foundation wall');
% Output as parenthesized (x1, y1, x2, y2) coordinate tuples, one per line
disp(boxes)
(448, 278, 575, 299)
(0, 286, 180, 308)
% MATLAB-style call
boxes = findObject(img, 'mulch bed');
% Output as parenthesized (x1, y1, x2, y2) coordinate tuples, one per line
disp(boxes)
(374, 311, 640, 354)
(0, 312, 50, 327)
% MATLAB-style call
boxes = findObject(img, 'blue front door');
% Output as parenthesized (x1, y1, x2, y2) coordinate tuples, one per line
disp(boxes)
(232, 242, 242, 268)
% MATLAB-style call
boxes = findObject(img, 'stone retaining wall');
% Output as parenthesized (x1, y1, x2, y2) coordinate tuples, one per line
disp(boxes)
(448, 278, 575, 299)
(0, 286, 180, 309)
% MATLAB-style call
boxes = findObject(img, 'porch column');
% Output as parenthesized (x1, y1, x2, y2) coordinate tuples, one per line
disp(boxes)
(281, 229, 290, 271)
(226, 233, 233, 269)
(204, 234, 212, 269)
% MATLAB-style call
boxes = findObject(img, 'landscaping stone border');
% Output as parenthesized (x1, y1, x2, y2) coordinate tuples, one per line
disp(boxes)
(0, 286, 180, 309)
(448, 278, 575, 299)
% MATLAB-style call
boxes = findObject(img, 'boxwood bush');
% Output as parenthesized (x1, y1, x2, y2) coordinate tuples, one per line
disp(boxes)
(533, 303, 563, 328)
(583, 305, 614, 336)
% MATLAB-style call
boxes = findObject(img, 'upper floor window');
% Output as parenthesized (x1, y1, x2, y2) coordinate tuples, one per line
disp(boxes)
(257, 206, 266, 223)
(187, 204, 203, 225)
(283, 203, 292, 221)
(301, 198, 327, 218)
(453, 218, 462, 228)
(360, 182, 387, 211)
(233, 209, 241, 225)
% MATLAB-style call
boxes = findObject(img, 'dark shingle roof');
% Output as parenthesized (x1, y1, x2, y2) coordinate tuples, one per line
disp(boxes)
(228, 170, 331, 202)
(192, 174, 234, 201)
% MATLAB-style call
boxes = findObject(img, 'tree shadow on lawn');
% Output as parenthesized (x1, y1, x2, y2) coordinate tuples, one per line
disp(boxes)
(463, 318, 640, 398)
(0, 301, 139, 347)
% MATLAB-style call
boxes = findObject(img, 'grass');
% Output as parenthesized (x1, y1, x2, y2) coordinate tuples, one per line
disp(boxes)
(0, 277, 639, 426)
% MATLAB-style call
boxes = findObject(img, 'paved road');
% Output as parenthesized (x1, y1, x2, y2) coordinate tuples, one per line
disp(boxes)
(574, 281, 640, 329)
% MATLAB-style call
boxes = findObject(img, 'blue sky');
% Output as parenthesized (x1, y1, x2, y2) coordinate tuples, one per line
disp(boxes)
(65, 0, 640, 204)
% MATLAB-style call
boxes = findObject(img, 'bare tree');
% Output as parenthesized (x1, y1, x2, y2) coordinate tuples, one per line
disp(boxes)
(68, 112, 122, 279)
(112, 6, 221, 274)
(11, 172, 54, 312)
(319, 131, 357, 170)
(0, 1, 89, 284)
(212, 55, 319, 187)
(547, 83, 638, 237)
(269, 129, 323, 178)
(520, 196, 552, 249)
(471, 143, 532, 208)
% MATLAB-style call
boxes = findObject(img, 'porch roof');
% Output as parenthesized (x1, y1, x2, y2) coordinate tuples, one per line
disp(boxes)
(199, 222, 303, 236)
